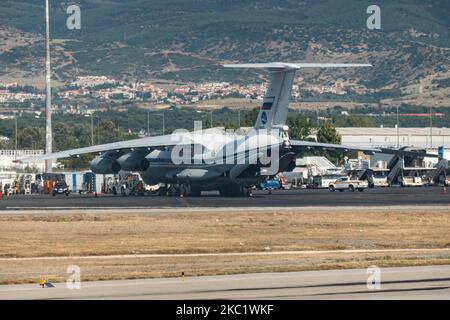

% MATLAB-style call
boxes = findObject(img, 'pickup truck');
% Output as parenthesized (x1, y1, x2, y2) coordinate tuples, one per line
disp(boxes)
(329, 177, 368, 192)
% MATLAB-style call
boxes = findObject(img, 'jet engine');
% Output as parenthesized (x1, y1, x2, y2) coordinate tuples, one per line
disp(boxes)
(90, 154, 121, 174)
(117, 151, 150, 172)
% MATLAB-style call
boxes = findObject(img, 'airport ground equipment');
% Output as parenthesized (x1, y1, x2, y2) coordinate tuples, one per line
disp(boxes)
(427, 158, 449, 186)
(78, 172, 96, 194)
(386, 148, 436, 187)
(365, 168, 390, 188)
(52, 180, 70, 196)
(120, 173, 145, 196)
(19, 174, 34, 195)
(329, 177, 368, 192)
(39, 173, 65, 194)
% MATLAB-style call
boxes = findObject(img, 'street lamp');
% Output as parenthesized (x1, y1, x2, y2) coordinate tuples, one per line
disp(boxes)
(237, 109, 241, 128)
(13, 113, 18, 151)
(147, 112, 165, 136)
(85, 113, 98, 146)
(396, 105, 399, 148)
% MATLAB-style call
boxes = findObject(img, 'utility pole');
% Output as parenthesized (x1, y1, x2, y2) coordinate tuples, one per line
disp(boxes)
(155, 113, 165, 135)
(45, 0, 53, 172)
(91, 114, 94, 146)
(147, 110, 150, 136)
(238, 109, 241, 128)
(430, 105, 433, 149)
(14, 115, 18, 151)
(396, 105, 399, 148)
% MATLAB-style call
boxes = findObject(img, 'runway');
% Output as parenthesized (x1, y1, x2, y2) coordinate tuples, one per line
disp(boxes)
(0, 265, 449, 300)
(1, 187, 450, 211)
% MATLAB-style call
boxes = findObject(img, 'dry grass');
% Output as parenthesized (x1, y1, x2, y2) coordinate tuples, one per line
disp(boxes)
(1, 210, 449, 258)
(0, 209, 449, 284)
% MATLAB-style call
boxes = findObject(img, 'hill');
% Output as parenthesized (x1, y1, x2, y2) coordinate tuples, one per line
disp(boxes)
(0, 0, 449, 104)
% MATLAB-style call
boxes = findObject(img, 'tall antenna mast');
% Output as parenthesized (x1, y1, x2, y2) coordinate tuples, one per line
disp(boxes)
(45, 0, 53, 172)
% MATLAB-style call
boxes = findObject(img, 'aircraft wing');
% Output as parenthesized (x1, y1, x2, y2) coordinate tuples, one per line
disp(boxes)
(18, 134, 185, 162)
(290, 140, 439, 158)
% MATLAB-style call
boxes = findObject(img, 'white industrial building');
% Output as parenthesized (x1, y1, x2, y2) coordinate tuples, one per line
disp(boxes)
(0, 150, 45, 171)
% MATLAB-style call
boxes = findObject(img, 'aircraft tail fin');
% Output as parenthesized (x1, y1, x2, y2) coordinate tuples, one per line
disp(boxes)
(224, 62, 371, 130)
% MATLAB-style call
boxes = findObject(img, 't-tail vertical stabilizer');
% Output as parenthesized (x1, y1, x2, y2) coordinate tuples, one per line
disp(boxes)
(223, 62, 371, 130)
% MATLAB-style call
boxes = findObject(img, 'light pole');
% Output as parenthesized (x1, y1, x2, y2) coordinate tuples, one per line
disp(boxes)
(396, 105, 399, 148)
(85, 114, 97, 146)
(45, 0, 53, 172)
(90, 115, 94, 146)
(430, 105, 433, 149)
(238, 109, 241, 128)
(13, 114, 18, 151)
(147, 112, 165, 136)
(147, 110, 150, 136)
(157, 112, 165, 135)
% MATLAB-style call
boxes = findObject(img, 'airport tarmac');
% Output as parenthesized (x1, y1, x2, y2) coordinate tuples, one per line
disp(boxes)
(0, 265, 449, 300)
(1, 187, 449, 211)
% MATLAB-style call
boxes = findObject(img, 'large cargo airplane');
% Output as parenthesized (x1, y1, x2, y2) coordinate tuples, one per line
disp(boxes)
(20, 62, 435, 196)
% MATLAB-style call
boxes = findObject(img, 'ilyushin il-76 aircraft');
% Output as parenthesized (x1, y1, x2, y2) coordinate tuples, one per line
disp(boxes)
(20, 62, 435, 197)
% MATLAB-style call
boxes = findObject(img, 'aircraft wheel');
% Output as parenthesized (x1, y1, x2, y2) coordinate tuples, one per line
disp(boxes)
(158, 186, 168, 196)
(168, 185, 177, 197)
(177, 185, 188, 197)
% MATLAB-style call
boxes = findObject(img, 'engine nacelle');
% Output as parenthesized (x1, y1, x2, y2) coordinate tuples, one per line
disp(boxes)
(90, 155, 121, 174)
(117, 151, 149, 172)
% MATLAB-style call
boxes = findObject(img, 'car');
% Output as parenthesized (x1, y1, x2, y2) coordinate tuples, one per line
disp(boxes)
(329, 177, 368, 192)
(52, 181, 70, 196)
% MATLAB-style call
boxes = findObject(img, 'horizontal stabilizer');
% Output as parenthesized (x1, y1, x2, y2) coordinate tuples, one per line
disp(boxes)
(224, 62, 372, 71)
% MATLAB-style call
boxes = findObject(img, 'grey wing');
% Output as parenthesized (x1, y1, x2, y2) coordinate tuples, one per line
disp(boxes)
(18, 134, 187, 162)
(290, 140, 438, 158)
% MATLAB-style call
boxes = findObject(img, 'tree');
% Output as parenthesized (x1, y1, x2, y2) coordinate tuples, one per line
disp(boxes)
(95, 119, 121, 144)
(316, 123, 350, 165)
(316, 123, 341, 144)
(17, 127, 45, 149)
(287, 114, 314, 140)
(241, 108, 259, 127)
